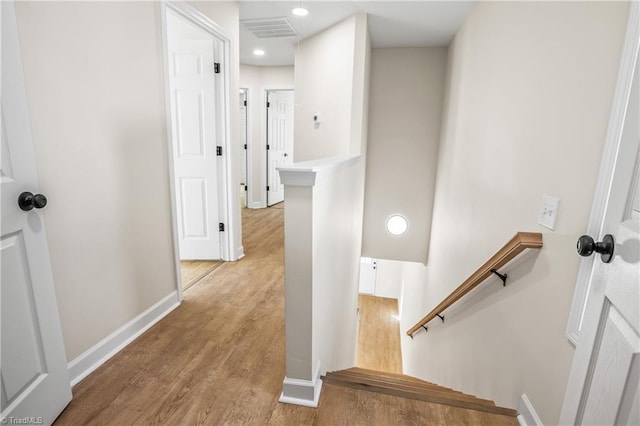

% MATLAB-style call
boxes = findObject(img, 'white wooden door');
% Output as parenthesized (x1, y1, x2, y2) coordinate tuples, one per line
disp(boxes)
(560, 14, 640, 424)
(239, 90, 247, 208)
(1, 1, 72, 423)
(358, 258, 378, 295)
(167, 11, 221, 260)
(267, 91, 294, 206)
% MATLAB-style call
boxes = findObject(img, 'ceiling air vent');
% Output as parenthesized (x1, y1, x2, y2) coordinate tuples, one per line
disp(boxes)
(240, 17, 298, 39)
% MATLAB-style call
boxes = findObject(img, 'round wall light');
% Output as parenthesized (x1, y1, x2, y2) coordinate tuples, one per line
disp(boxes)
(386, 214, 408, 236)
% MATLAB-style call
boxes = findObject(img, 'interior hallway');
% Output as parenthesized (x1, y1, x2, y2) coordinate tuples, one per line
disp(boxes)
(54, 207, 516, 425)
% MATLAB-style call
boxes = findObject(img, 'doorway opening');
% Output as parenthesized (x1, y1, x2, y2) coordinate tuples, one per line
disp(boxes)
(162, 2, 237, 296)
(266, 89, 294, 207)
(357, 257, 405, 373)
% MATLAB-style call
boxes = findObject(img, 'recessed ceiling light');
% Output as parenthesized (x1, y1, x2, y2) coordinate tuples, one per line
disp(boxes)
(253, 49, 265, 56)
(386, 214, 408, 236)
(292, 7, 309, 16)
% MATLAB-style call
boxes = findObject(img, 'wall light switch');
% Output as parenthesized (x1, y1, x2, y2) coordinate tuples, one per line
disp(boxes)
(538, 195, 560, 230)
(313, 113, 321, 123)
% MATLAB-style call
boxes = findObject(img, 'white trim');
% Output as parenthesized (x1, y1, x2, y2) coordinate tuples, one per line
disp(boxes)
(235, 245, 245, 260)
(159, 2, 184, 302)
(279, 363, 323, 407)
(67, 291, 180, 387)
(278, 154, 361, 187)
(240, 87, 251, 209)
(517, 394, 543, 426)
(565, 1, 640, 345)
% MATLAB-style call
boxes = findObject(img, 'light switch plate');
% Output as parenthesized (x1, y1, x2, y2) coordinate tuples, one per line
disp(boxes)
(538, 195, 560, 230)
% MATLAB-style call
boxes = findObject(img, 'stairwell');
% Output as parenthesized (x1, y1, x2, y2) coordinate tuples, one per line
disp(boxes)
(324, 367, 518, 419)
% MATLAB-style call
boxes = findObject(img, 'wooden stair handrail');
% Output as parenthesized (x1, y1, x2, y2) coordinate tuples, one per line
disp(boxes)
(406, 232, 543, 337)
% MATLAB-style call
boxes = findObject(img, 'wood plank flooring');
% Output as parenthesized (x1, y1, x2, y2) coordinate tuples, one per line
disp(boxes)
(181, 260, 224, 291)
(54, 206, 517, 425)
(357, 294, 403, 373)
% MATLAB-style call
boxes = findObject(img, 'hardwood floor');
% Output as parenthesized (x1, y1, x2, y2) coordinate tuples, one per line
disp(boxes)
(181, 260, 224, 291)
(54, 207, 517, 425)
(357, 294, 403, 373)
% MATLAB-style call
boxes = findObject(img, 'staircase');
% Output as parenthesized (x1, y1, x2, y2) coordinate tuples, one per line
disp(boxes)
(322, 367, 517, 418)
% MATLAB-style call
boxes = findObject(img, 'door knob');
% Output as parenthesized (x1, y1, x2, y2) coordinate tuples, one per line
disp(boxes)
(284, 153, 289, 157)
(18, 192, 48, 211)
(577, 234, 614, 263)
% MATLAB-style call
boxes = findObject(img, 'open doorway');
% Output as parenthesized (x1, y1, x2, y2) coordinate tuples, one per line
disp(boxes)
(357, 257, 405, 373)
(163, 3, 235, 293)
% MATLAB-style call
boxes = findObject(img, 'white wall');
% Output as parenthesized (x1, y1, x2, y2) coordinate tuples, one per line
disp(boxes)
(239, 65, 294, 207)
(399, 2, 629, 424)
(374, 259, 404, 300)
(362, 48, 447, 264)
(15, 1, 241, 362)
(313, 161, 366, 373)
(294, 16, 359, 161)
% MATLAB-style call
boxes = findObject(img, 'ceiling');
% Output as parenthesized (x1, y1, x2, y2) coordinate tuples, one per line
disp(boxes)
(238, 1, 475, 66)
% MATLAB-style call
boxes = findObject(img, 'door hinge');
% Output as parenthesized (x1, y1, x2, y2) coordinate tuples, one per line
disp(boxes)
(266, 101, 270, 108)
(219, 222, 225, 232)
(245, 185, 248, 192)
(267, 185, 270, 191)
(266, 144, 270, 150)
(216, 146, 222, 156)
(243, 100, 247, 107)
(214, 62, 221, 74)
(244, 144, 247, 150)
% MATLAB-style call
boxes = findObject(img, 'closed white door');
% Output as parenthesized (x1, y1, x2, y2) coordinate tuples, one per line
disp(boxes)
(167, 11, 221, 260)
(267, 90, 294, 206)
(359, 258, 378, 295)
(1, 1, 72, 423)
(560, 20, 639, 424)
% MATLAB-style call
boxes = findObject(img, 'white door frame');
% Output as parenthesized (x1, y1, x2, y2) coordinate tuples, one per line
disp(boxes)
(265, 88, 294, 207)
(565, 2, 640, 345)
(240, 87, 251, 207)
(160, 1, 237, 301)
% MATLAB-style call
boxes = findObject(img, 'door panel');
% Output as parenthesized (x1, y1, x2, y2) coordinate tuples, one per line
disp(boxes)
(1, 233, 47, 404)
(167, 10, 220, 260)
(1, 1, 72, 422)
(561, 16, 639, 423)
(175, 91, 206, 156)
(267, 91, 293, 206)
(180, 178, 208, 238)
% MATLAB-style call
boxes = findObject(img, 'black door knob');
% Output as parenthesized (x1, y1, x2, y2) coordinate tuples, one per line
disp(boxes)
(18, 192, 48, 211)
(577, 234, 615, 263)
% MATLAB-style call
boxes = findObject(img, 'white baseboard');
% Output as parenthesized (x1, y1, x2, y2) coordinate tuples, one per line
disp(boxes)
(67, 291, 180, 386)
(248, 201, 265, 209)
(235, 245, 245, 260)
(517, 394, 543, 426)
(279, 363, 323, 408)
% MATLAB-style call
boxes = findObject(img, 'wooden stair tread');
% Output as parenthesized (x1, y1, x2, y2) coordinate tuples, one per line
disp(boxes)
(330, 370, 468, 396)
(323, 369, 517, 418)
(347, 367, 436, 384)
(324, 372, 494, 406)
